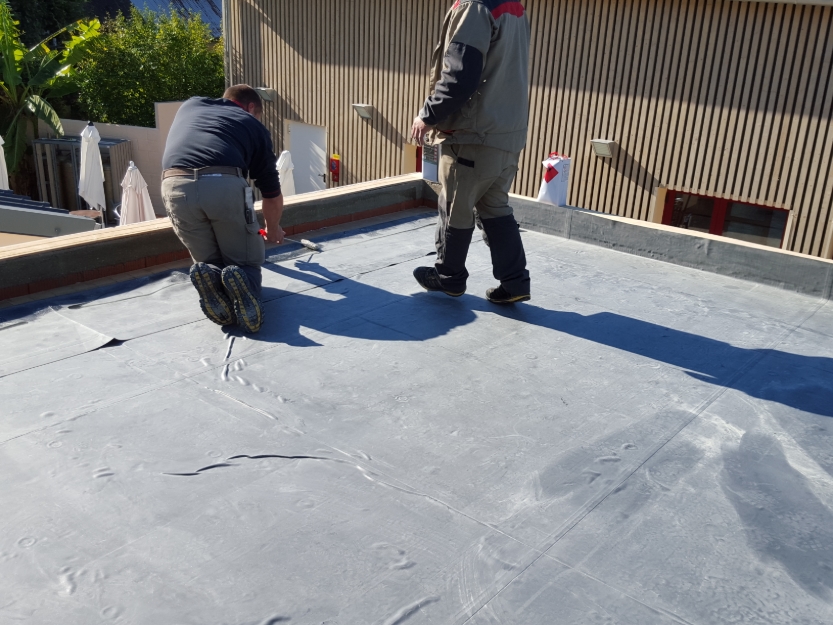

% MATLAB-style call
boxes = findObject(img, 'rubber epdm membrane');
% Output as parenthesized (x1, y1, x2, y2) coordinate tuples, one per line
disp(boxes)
(1, 213, 832, 624)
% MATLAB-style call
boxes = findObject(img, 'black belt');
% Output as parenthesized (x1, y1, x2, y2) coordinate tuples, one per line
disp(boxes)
(162, 166, 243, 180)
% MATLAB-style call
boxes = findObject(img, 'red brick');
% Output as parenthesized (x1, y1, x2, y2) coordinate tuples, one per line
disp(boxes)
(124, 258, 147, 272)
(65, 273, 85, 287)
(295, 215, 350, 234)
(149, 252, 178, 266)
(358, 207, 381, 220)
(294, 222, 317, 234)
(0, 284, 29, 301)
(320, 216, 347, 228)
(83, 264, 123, 282)
(29, 278, 61, 293)
(82, 268, 101, 282)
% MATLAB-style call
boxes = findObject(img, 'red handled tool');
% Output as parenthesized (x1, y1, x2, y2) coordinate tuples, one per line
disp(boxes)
(260, 229, 321, 252)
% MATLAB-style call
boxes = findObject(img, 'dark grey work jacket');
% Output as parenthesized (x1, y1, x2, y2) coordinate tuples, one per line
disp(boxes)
(419, 0, 531, 153)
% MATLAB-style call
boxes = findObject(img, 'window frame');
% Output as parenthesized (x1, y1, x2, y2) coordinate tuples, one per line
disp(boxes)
(661, 190, 790, 249)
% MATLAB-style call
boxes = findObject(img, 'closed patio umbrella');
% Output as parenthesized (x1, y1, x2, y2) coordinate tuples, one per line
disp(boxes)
(277, 150, 296, 196)
(78, 123, 107, 225)
(119, 161, 156, 225)
(0, 135, 9, 191)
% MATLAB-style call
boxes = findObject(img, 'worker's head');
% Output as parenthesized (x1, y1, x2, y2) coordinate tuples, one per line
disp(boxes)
(223, 84, 263, 120)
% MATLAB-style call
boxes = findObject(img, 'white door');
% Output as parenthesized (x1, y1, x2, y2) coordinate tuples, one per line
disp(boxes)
(286, 122, 327, 194)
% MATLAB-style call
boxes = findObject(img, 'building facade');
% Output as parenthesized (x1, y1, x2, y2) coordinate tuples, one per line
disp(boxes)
(224, 0, 833, 258)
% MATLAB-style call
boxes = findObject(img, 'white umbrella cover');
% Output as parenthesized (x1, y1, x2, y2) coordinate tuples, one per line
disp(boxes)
(78, 124, 106, 214)
(0, 135, 9, 191)
(119, 161, 156, 225)
(277, 150, 296, 197)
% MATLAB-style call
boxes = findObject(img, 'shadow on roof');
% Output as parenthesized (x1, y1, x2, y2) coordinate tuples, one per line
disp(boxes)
(262, 259, 833, 420)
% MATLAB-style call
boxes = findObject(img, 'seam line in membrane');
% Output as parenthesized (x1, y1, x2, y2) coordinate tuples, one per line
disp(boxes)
(204, 387, 536, 551)
(458, 297, 829, 625)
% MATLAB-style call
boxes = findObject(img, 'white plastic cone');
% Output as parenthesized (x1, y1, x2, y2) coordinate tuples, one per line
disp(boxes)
(119, 161, 156, 225)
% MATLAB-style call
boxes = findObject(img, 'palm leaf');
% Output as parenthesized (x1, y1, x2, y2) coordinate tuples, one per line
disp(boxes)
(30, 21, 83, 54)
(27, 51, 62, 87)
(42, 77, 79, 99)
(25, 95, 63, 136)
(21, 42, 50, 65)
(61, 20, 102, 67)
(3, 116, 27, 173)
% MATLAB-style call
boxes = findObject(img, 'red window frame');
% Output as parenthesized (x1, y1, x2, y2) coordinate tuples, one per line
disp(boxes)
(661, 190, 789, 248)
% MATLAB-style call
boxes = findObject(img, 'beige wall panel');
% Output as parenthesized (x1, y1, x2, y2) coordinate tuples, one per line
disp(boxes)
(228, 0, 833, 257)
(790, 8, 832, 255)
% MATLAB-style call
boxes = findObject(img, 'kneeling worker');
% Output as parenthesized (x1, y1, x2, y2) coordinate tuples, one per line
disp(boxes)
(412, 0, 531, 303)
(161, 84, 284, 333)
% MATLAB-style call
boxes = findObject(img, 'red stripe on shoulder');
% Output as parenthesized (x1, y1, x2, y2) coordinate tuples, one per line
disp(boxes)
(452, 0, 461, 8)
(491, 2, 525, 18)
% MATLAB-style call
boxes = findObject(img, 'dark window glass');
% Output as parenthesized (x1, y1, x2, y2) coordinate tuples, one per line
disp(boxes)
(722, 202, 788, 248)
(670, 194, 714, 233)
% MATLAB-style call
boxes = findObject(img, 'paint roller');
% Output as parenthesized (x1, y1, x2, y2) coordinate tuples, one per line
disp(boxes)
(259, 229, 321, 252)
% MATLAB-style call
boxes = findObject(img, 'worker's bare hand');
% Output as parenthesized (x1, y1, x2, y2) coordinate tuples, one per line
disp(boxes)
(264, 225, 285, 245)
(411, 116, 432, 144)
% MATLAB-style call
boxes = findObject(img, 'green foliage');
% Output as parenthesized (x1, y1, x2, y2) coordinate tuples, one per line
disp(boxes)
(0, 0, 101, 172)
(75, 8, 225, 128)
(7, 0, 89, 47)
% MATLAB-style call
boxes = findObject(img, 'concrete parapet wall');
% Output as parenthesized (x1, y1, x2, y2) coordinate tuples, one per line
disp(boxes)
(3, 178, 831, 303)
(511, 196, 833, 301)
(0, 175, 432, 301)
(278, 176, 432, 235)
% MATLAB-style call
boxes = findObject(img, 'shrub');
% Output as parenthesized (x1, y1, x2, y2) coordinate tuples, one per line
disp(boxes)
(75, 7, 224, 128)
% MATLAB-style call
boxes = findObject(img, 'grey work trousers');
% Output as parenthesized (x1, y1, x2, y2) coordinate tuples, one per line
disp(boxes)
(162, 174, 265, 294)
(436, 143, 530, 295)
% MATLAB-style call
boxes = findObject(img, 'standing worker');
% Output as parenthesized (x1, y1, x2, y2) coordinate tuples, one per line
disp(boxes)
(411, 0, 531, 304)
(161, 85, 284, 333)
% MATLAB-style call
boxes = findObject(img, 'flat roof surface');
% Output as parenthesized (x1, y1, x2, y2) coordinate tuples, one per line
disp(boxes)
(2, 211, 832, 624)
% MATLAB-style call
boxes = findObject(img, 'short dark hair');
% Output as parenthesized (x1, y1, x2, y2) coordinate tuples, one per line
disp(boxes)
(223, 84, 263, 113)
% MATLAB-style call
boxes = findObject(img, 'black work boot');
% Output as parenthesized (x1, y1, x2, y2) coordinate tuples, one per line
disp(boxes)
(414, 225, 474, 297)
(190, 263, 235, 326)
(486, 285, 531, 304)
(413, 266, 465, 297)
(480, 215, 531, 303)
(221, 266, 263, 333)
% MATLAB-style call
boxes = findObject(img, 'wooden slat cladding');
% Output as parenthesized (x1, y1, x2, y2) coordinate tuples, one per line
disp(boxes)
(225, 0, 448, 189)
(226, 0, 833, 258)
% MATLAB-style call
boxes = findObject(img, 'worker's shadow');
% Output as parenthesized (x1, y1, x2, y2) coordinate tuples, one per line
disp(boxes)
(258, 258, 478, 347)
(259, 259, 833, 419)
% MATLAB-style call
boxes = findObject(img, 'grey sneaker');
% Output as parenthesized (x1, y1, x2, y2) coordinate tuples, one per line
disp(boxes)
(189, 263, 235, 326)
(221, 266, 263, 333)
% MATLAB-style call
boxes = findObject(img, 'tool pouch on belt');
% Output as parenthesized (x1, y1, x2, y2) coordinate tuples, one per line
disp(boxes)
(243, 187, 255, 225)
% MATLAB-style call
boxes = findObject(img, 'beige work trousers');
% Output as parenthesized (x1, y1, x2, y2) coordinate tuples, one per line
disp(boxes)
(162, 175, 265, 290)
(439, 143, 520, 229)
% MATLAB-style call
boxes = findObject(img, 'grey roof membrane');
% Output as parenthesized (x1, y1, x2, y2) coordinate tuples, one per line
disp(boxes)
(1, 211, 832, 624)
